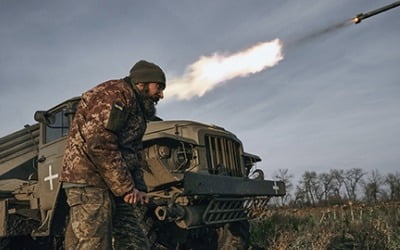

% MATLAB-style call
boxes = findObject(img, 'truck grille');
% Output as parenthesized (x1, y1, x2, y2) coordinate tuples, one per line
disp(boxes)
(205, 135, 243, 177)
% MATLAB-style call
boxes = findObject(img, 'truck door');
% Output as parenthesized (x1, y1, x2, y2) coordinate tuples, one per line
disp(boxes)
(36, 109, 69, 232)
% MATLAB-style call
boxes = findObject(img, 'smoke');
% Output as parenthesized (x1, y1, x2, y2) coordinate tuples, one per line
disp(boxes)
(165, 39, 284, 100)
(289, 20, 353, 47)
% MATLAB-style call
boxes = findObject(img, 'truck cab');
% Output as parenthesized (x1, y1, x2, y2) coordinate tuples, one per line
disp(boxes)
(0, 97, 285, 249)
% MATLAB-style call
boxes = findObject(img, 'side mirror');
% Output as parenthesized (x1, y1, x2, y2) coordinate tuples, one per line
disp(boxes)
(34, 111, 56, 125)
(249, 169, 265, 180)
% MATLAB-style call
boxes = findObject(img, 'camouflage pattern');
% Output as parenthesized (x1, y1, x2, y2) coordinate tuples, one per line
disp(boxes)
(64, 187, 113, 250)
(65, 187, 150, 250)
(60, 79, 147, 196)
(61, 79, 150, 248)
(113, 199, 150, 250)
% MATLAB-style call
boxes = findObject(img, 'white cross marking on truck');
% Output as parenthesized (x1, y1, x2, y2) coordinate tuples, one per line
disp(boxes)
(273, 181, 280, 195)
(44, 165, 58, 191)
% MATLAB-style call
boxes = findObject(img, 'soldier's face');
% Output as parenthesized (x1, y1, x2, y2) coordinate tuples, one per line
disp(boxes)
(145, 82, 165, 103)
(136, 82, 165, 103)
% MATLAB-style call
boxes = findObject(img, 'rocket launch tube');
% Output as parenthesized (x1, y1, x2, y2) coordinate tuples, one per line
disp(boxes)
(353, 1, 400, 23)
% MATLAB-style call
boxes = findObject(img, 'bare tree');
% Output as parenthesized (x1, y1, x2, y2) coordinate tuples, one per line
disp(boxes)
(318, 172, 335, 204)
(330, 169, 345, 203)
(363, 169, 384, 203)
(298, 171, 319, 206)
(273, 168, 294, 206)
(386, 172, 400, 201)
(294, 184, 307, 207)
(343, 168, 365, 201)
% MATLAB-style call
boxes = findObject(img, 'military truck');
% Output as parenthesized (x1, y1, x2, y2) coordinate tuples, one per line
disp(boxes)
(0, 97, 285, 249)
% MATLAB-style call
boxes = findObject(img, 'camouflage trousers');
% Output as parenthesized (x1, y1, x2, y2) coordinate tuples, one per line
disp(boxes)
(64, 187, 150, 250)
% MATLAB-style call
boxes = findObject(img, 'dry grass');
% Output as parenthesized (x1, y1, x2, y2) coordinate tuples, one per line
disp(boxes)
(250, 202, 400, 250)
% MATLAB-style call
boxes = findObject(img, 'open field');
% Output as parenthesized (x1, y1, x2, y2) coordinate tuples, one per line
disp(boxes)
(249, 202, 400, 249)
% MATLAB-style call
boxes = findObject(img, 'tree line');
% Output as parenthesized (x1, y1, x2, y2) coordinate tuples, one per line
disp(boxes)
(270, 168, 400, 207)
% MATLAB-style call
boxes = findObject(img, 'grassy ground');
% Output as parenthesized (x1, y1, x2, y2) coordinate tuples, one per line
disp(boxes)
(249, 202, 400, 250)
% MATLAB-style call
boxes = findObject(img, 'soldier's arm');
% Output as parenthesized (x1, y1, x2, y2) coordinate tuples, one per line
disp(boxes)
(126, 149, 148, 192)
(84, 90, 135, 197)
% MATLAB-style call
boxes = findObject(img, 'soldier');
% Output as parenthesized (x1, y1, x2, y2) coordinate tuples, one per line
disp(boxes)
(60, 60, 166, 250)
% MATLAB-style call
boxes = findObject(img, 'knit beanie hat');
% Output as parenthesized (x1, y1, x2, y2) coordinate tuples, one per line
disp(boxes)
(129, 60, 166, 86)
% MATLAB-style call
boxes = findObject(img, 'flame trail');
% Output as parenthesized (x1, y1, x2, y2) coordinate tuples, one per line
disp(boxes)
(165, 39, 284, 100)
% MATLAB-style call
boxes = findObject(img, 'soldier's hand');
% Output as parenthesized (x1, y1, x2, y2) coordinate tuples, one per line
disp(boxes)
(123, 188, 149, 205)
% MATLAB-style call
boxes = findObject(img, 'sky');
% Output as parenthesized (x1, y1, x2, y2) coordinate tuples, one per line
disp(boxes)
(1, 0, 399, 179)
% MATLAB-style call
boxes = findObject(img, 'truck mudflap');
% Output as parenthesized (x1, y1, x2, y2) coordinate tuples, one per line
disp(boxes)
(182, 172, 286, 196)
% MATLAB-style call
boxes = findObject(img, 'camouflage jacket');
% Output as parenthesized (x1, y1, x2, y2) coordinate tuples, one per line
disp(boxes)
(60, 79, 147, 197)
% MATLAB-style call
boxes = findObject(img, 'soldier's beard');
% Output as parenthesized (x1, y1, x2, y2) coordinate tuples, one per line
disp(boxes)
(138, 87, 157, 120)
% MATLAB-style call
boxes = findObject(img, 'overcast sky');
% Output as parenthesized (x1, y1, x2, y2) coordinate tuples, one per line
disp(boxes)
(1, 0, 399, 178)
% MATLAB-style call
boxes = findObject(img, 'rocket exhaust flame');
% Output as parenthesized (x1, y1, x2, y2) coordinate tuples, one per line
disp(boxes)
(288, 1, 400, 48)
(165, 39, 283, 100)
(164, 2, 398, 101)
(352, 1, 400, 24)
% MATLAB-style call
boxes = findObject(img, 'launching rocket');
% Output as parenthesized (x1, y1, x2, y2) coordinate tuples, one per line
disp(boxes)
(353, 1, 400, 24)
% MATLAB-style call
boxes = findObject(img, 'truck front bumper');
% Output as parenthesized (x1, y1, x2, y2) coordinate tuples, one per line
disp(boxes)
(183, 172, 286, 197)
